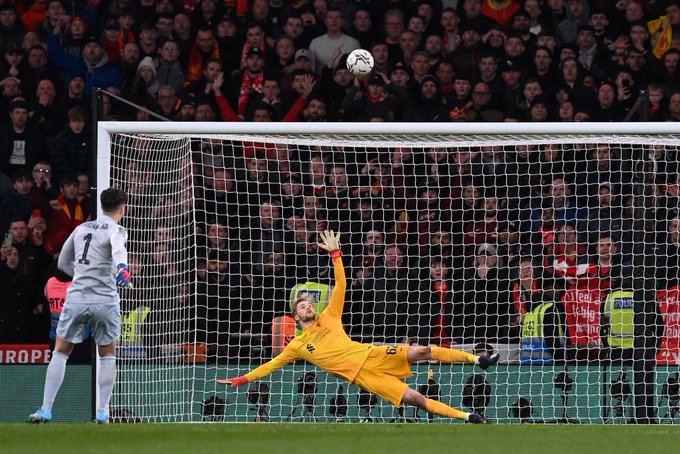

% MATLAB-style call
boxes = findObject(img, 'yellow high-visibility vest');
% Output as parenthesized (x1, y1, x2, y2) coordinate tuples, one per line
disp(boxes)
(603, 290, 634, 349)
(288, 281, 333, 336)
(121, 305, 151, 343)
(520, 302, 563, 364)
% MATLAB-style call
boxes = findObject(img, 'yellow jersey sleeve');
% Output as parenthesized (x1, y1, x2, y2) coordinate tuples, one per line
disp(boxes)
(244, 346, 299, 382)
(324, 256, 346, 319)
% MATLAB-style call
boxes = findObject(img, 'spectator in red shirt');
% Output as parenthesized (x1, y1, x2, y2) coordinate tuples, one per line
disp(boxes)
(21, 0, 48, 33)
(40, 175, 90, 255)
(549, 222, 588, 288)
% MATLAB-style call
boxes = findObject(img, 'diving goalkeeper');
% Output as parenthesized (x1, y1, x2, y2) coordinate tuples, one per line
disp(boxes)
(218, 231, 498, 423)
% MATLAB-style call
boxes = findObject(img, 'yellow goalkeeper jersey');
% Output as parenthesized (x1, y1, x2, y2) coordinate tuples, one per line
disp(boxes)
(244, 256, 373, 384)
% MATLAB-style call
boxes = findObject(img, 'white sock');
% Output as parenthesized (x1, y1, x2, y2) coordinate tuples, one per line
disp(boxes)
(42, 351, 69, 410)
(98, 356, 117, 411)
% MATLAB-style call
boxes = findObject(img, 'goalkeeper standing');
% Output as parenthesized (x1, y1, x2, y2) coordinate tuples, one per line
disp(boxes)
(29, 188, 132, 424)
(219, 230, 498, 423)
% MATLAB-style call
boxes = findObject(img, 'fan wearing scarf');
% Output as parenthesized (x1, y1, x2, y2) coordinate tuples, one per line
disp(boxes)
(184, 27, 221, 86)
(231, 47, 266, 117)
(42, 175, 90, 256)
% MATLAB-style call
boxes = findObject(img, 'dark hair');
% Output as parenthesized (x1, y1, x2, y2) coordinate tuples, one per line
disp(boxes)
(9, 216, 27, 226)
(245, 21, 265, 32)
(100, 187, 127, 212)
(67, 106, 87, 123)
(59, 174, 79, 188)
(291, 68, 314, 78)
(307, 93, 326, 105)
(11, 168, 32, 183)
(9, 99, 28, 112)
(253, 101, 273, 115)
(157, 13, 174, 22)
(140, 21, 157, 32)
(29, 45, 46, 55)
(430, 255, 446, 266)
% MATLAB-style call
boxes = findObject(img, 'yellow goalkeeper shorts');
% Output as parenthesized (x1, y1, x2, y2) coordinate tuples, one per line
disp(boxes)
(353, 345, 413, 407)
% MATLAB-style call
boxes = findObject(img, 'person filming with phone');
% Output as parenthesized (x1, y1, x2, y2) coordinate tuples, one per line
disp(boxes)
(1, 218, 50, 297)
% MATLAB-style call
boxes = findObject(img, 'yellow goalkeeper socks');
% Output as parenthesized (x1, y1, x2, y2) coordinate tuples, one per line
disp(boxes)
(430, 346, 478, 364)
(425, 398, 469, 421)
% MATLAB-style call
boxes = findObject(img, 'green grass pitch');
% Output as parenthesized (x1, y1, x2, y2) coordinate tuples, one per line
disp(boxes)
(2, 424, 680, 454)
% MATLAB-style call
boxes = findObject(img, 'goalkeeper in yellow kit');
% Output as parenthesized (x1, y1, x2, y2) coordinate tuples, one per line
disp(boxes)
(219, 231, 498, 423)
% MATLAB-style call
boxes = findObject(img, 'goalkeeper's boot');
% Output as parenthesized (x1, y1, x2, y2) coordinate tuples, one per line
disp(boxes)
(478, 353, 500, 371)
(28, 408, 52, 423)
(95, 409, 109, 424)
(468, 413, 487, 424)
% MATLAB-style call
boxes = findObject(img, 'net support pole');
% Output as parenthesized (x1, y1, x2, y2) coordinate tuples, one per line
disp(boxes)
(90, 87, 102, 422)
(632, 145, 661, 424)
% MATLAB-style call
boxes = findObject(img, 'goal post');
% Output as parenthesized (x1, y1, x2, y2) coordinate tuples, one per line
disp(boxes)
(97, 122, 680, 423)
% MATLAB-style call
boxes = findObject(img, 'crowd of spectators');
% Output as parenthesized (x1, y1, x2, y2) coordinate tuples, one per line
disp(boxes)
(122, 138, 679, 361)
(2, 0, 680, 128)
(2, 0, 680, 360)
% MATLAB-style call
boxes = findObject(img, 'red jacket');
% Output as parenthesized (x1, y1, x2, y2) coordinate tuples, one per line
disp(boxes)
(44, 196, 89, 255)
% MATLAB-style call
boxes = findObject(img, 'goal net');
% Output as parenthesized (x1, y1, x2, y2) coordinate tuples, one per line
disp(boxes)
(98, 123, 680, 424)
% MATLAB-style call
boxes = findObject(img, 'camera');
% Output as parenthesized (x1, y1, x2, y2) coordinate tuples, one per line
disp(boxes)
(297, 371, 318, 395)
(297, 371, 318, 409)
(247, 381, 270, 422)
(510, 398, 535, 423)
(201, 395, 226, 422)
(287, 372, 318, 421)
(329, 385, 348, 421)
(462, 374, 491, 416)
(610, 369, 631, 401)
(416, 369, 441, 422)
(419, 374, 440, 401)
(662, 372, 680, 422)
(554, 371, 574, 392)
(610, 369, 631, 420)
(551, 369, 579, 423)
(297, 372, 317, 409)
(357, 388, 378, 422)
(247, 381, 270, 406)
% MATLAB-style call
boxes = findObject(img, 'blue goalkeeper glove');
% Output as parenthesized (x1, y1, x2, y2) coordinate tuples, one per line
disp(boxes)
(116, 263, 132, 287)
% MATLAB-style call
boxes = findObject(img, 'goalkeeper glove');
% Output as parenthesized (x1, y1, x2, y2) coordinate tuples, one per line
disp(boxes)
(217, 376, 248, 387)
(116, 263, 132, 287)
(318, 230, 342, 258)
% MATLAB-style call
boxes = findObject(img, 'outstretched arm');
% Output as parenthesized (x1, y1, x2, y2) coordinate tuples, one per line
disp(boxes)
(217, 348, 297, 386)
(318, 230, 346, 319)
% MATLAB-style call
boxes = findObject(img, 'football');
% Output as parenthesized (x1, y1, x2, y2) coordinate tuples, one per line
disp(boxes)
(346, 49, 374, 76)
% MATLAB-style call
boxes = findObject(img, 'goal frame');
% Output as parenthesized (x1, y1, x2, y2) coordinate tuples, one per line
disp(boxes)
(96, 122, 680, 423)
(96, 121, 680, 200)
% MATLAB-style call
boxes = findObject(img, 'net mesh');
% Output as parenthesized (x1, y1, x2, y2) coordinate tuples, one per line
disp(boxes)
(104, 132, 680, 424)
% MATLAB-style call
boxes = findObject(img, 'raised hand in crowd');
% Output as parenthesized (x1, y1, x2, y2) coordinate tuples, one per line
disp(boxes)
(212, 71, 225, 95)
(300, 73, 317, 98)
(49, 199, 62, 212)
(327, 45, 344, 70)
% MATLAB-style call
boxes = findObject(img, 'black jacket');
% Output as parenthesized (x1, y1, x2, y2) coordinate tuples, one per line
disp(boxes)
(50, 125, 92, 183)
